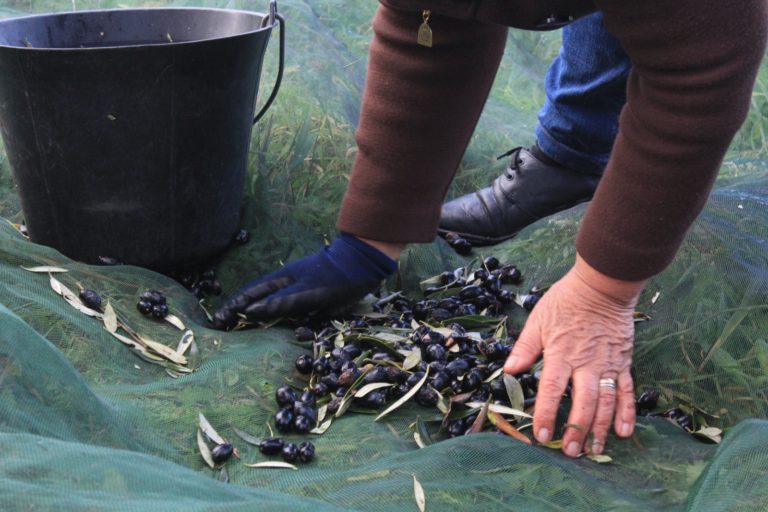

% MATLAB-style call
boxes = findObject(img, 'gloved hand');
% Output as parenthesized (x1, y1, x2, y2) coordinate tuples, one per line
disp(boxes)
(212, 234, 398, 329)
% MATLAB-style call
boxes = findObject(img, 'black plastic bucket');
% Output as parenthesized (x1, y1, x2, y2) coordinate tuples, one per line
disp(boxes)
(0, 3, 284, 271)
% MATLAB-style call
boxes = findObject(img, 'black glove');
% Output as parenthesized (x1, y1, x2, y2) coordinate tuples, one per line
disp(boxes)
(212, 234, 397, 329)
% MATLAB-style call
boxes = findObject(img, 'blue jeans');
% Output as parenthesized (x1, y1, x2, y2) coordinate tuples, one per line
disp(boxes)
(535, 13, 632, 175)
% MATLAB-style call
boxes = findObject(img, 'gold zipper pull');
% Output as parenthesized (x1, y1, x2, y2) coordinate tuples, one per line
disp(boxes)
(417, 9, 433, 47)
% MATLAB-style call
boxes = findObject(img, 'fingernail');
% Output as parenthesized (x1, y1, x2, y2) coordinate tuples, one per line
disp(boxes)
(591, 442, 603, 455)
(618, 422, 633, 437)
(504, 356, 518, 372)
(537, 427, 551, 443)
(565, 441, 581, 458)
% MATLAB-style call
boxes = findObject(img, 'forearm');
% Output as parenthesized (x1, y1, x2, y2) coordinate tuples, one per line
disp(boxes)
(578, 0, 768, 281)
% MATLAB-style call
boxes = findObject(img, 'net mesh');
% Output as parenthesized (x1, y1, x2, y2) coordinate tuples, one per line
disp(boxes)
(1, 1, 768, 510)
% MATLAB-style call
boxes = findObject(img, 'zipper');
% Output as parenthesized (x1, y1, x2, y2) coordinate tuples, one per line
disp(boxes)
(417, 9, 433, 47)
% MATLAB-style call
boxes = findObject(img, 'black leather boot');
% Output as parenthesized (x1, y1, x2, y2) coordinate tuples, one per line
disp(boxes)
(438, 147, 601, 245)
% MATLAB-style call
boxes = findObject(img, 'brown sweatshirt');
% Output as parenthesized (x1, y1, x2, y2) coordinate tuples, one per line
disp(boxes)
(337, 0, 768, 281)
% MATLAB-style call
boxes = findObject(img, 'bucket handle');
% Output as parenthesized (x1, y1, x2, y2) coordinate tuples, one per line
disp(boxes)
(253, 1, 285, 125)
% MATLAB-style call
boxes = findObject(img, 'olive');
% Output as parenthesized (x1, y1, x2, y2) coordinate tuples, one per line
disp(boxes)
(234, 228, 251, 245)
(483, 256, 500, 271)
(430, 371, 450, 391)
(462, 368, 484, 392)
(78, 289, 102, 310)
(429, 308, 453, 322)
(295, 354, 313, 374)
(385, 366, 408, 384)
(445, 359, 470, 378)
(140, 290, 166, 305)
(339, 360, 358, 373)
(298, 441, 315, 463)
(211, 442, 234, 464)
(136, 299, 153, 315)
(447, 419, 465, 438)
(406, 371, 426, 388)
(319, 372, 339, 390)
(677, 415, 694, 431)
(326, 396, 343, 414)
(294, 326, 315, 342)
(354, 390, 386, 409)
(293, 401, 317, 423)
(282, 442, 299, 463)
(424, 343, 446, 362)
(497, 289, 515, 304)
(275, 385, 297, 408)
(334, 386, 348, 398)
(473, 269, 489, 282)
(274, 408, 294, 432)
(313, 357, 331, 376)
(428, 361, 447, 373)
(486, 361, 504, 375)
(342, 344, 363, 359)
(337, 368, 361, 387)
(299, 390, 317, 407)
(519, 373, 538, 396)
(490, 378, 507, 400)
(415, 386, 439, 407)
(423, 330, 446, 346)
(311, 382, 330, 397)
(293, 415, 312, 433)
(499, 265, 522, 285)
(470, 383, 491, 402)
(151, 303, 169, 319)
(259, 437, 285, 455)
(636, 389, 660, 411)
(349, 319, 369, 330)
(521, 294, 539, 312)
(445, 233, 472, 255)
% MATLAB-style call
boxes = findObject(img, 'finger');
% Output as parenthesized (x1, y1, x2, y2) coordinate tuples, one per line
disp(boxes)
(531, 357, 571, 445)
(562, 370, 600, 457)
(588, 375, 618, 455)
(503, 321, 542, 375)
(614, 369, 636, 438)
(213, 277, 293, 328)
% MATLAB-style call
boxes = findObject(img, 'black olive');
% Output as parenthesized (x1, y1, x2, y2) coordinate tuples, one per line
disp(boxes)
(293, 415, 312, 433)
(444, 233, 472, 255)
(319, 372, 339, 391)
(385, 366, 408, 384)
(337, 368, 361, 387)
(341, 344, 363, 359)
(486, 361, 504, 374)
(354, 390, 386, 409)
(490, 378, 507, 400)
(151, 303, 169, 319)
(326, 396, 343, 414)
(430, 371, 450, 391)
(424, 343, 446, 363)
(275, 385, 297, 408)
(259, 437, 285, 455)
(274, 408, 294, 432)
(293, 401, 317, 423)
(294, 326, 315, 342)
(497, 289, 515, 304)
(298, 441, 315, 462)
(499, 265, 522, 285)
(140, 290, 166, 305)
(406, 371, 426, 388)
(312, 382, 330, 397)
(295, 354, 313, 374)
(519, 373, 538, 397)
(415, 386, 439, 407)
(349, 319, 369, 330)
(136, 299, 153, 315)
(282, 442, 299, 463)
(677, 415, 694, 431)
(211, 442, 234, 464)
(483, 256, 500, 271)
(313, 357, 331, 376)
(445, 359, 470, 378)
(473, 269, 489, 282)
(447, 419, 465, 438)
(334, 386, 348, 398)
(521, 294, 539, 312)
(636, 389, 660, 411)
(78, 289, 102, 310)
(423, 330, 446, 346)
(234, 228, 251, 245)
(299, 390, 317, 408)
(429, 308, 453, 322)
(462, 368, 484, 392)
(392, 383, 411, 398)
(363, 366, 390, 384)
(470, 383, 491, 402)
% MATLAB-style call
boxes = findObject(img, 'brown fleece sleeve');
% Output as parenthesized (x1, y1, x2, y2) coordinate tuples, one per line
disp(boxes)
(576, 0, 768, 281)
(337, 3, 508, 242)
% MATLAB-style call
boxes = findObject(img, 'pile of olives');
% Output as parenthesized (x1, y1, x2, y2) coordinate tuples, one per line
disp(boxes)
(136, 289, 169, 319)
(170, 268, 223, 300)
(257, 437, 315, 463)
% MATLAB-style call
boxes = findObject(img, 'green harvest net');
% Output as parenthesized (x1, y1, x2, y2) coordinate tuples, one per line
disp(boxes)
(2, 1, 768, 510)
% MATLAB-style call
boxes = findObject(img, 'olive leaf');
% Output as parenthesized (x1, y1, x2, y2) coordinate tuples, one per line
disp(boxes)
(244, 462, 298, 470)
(412, 474, 426, 512)
(585, 454, 613, 464)
(483, 367, 504, 383)
(355, 382, 394, 398)
(468, 401, 489, 434)
(415, 416, 433, 447)
(198, 412, 226, 445)
(414, 431, 427, 449)
(176, 330, 195, 355)
(233, 428, 262, 446)
(103, 301, 118, 334)
(467, 402, 532, 418)
(22, 265, 68, 273)
(218, 466, 230, 483)
(503, 374, 525, 419)
(310, 418, 333, 434)
(692, 426, 722, 443)
(540, 439, 563, 449)
(402, 349, 422, 371)
(165, 314, 186, 331)
(197, 429, 215, 469)
(138, 336, 187, 365)
(375, 367, 429, 421)
(187, 338, 201, 371)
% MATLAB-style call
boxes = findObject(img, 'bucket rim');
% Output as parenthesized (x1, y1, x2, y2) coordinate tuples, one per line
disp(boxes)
(0, 6, 277, 52)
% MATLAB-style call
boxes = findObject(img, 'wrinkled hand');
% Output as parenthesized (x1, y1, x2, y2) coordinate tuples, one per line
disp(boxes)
(504, 254, 645, 457)
(212, 234, 397, 329)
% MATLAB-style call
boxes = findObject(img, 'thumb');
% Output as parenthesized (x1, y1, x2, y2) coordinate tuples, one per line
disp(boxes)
(504, 321, 543, 375)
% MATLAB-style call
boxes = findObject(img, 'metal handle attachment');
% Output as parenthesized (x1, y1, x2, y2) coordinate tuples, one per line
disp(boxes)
(253, 0, 284, 125)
